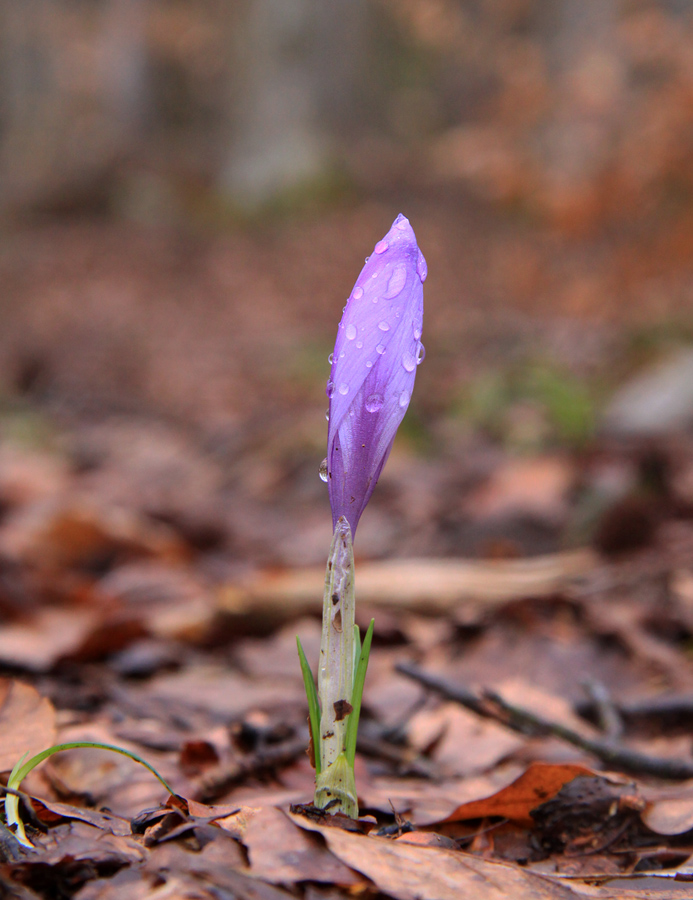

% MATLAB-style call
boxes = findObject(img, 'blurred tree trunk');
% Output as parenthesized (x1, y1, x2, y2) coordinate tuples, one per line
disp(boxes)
(0, 0, 148, 216)
(220, 0, 370, 210)
(534, 0, 622, 221)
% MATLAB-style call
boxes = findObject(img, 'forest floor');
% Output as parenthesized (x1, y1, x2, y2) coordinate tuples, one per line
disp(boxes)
(2, 192, 693, 898)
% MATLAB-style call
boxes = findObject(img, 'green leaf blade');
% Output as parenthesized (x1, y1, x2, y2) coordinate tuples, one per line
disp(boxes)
(296, 636, 322, 775)
(345, 618, 374, 768)
(5, 741, 174, 848)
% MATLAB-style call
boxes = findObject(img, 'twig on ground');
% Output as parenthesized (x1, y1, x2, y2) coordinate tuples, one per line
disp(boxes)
(192, 735, 308, 802)
(577, 692, 693, 725)
(396, 662, 693, 780)
(356, 726, 437, 778)
(582, 680, 624, 740)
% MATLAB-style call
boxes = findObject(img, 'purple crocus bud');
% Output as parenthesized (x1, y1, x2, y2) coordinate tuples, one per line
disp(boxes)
(325, 214, 426, 537)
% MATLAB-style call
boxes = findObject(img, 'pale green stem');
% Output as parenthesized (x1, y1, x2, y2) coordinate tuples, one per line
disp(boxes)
(314, 516, 357, 816)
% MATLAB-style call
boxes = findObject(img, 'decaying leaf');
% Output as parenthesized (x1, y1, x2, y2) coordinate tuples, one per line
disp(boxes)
(242, 807, 364, 887)
(291, 814, 582, 900)
(0, 679, 56, 773)
(440, 763, 596, 826)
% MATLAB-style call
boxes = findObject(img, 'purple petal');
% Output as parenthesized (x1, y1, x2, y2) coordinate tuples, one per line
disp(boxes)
(326, 214, 425, 536)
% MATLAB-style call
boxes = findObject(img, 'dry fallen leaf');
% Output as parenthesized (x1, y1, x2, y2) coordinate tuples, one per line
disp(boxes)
(641, 781, 693, 835)
(463, 455, 574, 522)
(0, 679, 56, 772)
(0, 499, 186, 571)
(291, 814, 581, 900)
(30, 798, 131, 836)
(0, 609, 100, 672)
(242, 807, 364, 887)
(407, 702, 524, 776)
(440, 762, 596, 826)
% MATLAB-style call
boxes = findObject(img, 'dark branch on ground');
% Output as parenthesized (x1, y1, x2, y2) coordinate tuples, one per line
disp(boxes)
(396, 661, 693, 780)
(192, 735, 308, 802)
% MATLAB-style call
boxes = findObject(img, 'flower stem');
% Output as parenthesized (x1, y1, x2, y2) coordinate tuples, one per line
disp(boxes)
(315, 516, 357, 816)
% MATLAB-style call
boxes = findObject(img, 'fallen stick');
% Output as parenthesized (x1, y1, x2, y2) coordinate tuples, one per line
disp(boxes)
(219, 549, 596, 619)
(397, 662, 693, 781)
(192, 735, 308, 802)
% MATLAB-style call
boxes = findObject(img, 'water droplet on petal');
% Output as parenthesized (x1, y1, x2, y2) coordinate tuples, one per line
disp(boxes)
(328, 352, 334, 364)
(374, 239, 388, 254)
(339, 350, 345, 359)
(364, 256, 370, 263)
(346, 324, 357, 340)
(402, 351, 416, 372)
(417, 342, 425, 365)
(399, 390, 410, 408)
(416, 249, 427, 282)
(319, 458, 328, 482)
(353, 287, 363, 300)
(376, 343, 385, 355)
(325, 409, 330, 421)
(338, 383, 349, 395)
(414, 324, 422, 340)
(385, 263, 407, 298)
(366, 360, 373, 368)
(378, 321, 390, 332)
(396, 216, 408, 230)
(365, 393, 384, 413)
(326, 381, 335, 397)
(356, 340, 363, 349)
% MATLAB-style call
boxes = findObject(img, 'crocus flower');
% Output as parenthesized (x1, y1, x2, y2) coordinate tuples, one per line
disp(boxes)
(326, 214, 426, 537)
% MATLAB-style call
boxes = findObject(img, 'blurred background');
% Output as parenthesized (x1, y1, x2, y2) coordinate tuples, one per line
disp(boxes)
(3, 0, 693, 571)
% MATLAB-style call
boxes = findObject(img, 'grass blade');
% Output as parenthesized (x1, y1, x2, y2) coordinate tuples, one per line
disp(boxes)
(353, 623, 361, 674)
(345, 618, 374, 767)
(296, 636, 322, 775)
(6, 741, 175, 848)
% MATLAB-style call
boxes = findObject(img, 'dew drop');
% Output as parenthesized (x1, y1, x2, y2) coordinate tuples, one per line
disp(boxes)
(385, 263, 407, 298)
(402, 351, 416, 372)
(319, 458, 328, 482)
(328, 352, 334, 364)
(339, 350, 345, 359)
(346, 324, 357, 341)
(338, 383, 349, 395)
(416, 342, 426, 365)
(396, 216, 408, 230)
(378, 321, 390, 332)
(364, 256, 370, 263)
(325, 409, 330, 421)
(365, 393, 384, 413)
(366, 360, 373, 368)
(399, 390, 410, 408)
(326, 380, 335, 398)
(374, 239, 388, 254)
(376, 343, 385, 355)
(416, 249, 428, 283)
(356, 340, 363, 349)
(413, 324, 422, 340)
(353, 287, 363, 300)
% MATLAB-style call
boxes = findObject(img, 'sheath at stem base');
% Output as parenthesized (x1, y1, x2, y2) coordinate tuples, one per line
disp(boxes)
(315, 516, 356, 815)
